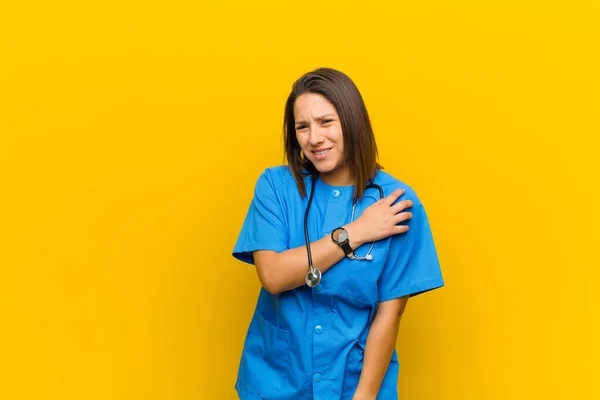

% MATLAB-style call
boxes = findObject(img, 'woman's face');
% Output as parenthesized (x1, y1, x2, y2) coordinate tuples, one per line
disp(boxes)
(294, 93, 351, 185)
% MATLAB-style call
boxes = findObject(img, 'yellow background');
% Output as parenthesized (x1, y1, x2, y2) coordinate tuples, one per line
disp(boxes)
(1, 1, 599, 398)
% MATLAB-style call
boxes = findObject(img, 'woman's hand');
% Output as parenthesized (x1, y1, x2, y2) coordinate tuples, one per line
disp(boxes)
(347, 189, 413, 246)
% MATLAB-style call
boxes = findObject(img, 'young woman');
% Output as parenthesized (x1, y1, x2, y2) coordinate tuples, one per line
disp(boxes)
(232, 67, 444, 400)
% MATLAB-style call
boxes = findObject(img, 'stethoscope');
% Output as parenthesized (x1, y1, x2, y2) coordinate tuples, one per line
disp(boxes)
(304, 175, 384, 287)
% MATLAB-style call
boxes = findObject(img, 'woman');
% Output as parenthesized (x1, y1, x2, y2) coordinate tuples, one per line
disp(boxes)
(232, 67, 444, 400)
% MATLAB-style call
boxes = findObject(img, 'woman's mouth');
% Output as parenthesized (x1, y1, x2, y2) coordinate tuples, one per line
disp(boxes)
(311, 148, 331, 160)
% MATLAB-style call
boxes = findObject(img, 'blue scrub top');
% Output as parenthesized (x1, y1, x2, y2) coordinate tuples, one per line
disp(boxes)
(232, 166, 444, 400)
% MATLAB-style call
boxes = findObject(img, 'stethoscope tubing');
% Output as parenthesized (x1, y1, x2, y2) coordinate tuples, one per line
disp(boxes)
(304, 176, 320, 287)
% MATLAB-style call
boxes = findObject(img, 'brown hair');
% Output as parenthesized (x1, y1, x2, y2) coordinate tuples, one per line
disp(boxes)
(283, 67, 382, 201)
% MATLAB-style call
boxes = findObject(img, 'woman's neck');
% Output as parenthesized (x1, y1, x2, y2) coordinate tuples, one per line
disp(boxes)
(319, 167, 354, 187)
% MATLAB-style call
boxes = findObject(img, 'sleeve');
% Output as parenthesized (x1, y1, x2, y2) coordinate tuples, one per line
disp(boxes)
(232, 169, 289, 265)
(377, 189, 445, 302)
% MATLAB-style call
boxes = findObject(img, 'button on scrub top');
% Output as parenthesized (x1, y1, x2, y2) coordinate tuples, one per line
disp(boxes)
(232, 166, 444, 400)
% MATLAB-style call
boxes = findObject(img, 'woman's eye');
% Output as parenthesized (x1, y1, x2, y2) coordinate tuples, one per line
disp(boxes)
(322, 119, 332, 124)
(296, 125, 307, 130)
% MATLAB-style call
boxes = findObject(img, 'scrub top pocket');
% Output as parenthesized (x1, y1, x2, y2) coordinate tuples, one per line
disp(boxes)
(237, 309, 290, 397)
(342, 247, 389, 305)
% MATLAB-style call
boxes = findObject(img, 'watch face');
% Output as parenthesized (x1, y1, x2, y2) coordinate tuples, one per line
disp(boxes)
(339, 229, 348, 243)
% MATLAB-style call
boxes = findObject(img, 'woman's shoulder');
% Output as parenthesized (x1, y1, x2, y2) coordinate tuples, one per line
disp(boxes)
(257, 165, 298, 192)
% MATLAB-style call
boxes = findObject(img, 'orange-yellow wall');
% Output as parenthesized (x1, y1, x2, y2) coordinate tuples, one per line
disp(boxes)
(1, 1, 599, 399)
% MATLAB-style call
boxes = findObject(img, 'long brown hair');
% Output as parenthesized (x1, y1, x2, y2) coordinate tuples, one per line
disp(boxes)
(283, 67, 382, 201)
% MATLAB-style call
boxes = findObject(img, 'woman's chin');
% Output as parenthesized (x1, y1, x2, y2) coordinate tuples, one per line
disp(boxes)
(315, 166, 336, 174)
(309, 160, 334, 173)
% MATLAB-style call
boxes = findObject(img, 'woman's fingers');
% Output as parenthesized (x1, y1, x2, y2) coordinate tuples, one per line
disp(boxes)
(383, 189, 405, 206)
(390, 199, 413, 214)
(392, 224, 410, 234)
(393, 211, 413, 225)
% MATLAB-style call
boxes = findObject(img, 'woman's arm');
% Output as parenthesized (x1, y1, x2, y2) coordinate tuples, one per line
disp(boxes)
(352, 296, 409, 400)
(254, 188, 411, 294)
(253, 221, 366, 294)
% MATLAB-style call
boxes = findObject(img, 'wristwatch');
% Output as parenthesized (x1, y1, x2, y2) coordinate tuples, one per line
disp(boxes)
(331, 227, 354, 258)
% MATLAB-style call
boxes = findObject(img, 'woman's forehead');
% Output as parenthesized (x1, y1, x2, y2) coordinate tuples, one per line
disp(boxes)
(293, 93, 338, 119)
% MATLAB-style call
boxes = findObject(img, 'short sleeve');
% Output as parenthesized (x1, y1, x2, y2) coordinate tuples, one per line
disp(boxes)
(232, 169, 289, 265)
(378, 190, 444, 302)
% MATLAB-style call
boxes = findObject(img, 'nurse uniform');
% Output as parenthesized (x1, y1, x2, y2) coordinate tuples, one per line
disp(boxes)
(233, 166, 444, 400)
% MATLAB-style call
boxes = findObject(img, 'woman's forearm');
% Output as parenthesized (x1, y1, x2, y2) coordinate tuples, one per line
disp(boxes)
(353, 297, 408, 399)
(254, 221, 365, 294)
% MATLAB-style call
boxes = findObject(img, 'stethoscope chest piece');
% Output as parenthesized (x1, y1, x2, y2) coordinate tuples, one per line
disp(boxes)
(305, 267, 322, 287)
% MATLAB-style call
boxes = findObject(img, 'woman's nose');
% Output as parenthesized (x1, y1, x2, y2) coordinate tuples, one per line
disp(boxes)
(308, 125, 325, 146)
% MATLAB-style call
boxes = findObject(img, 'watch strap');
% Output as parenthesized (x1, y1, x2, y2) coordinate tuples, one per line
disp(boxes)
(331, 227, 354, 258)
